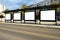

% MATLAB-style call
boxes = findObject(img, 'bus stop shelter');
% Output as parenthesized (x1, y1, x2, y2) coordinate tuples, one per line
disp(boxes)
(3, 4, 60, 25)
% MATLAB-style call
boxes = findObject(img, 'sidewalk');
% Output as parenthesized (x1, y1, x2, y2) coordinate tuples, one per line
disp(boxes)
(0, 22, 60, 29)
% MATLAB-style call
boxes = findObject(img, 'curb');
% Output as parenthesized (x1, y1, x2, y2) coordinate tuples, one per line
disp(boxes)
(0, 22, 60, 29)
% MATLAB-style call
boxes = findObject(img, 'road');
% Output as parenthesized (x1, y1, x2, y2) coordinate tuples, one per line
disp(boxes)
(0, 23, 60, 40)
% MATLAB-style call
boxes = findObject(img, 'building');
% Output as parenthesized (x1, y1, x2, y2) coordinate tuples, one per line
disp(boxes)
(0, 3, 6, 22)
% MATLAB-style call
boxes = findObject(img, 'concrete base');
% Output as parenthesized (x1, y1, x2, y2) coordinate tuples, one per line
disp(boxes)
(0, 18, 5, 22)
(25, 21, 35, 24)
(13, 21, 21, 23)
(22, 20, 24, 23)
(57, 21, 60, 24)
(36, 20, 40, 24)
(40, 22, 56, 25)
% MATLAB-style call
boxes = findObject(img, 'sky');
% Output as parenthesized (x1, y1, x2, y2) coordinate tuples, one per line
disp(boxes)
(0, 0, 44, 10)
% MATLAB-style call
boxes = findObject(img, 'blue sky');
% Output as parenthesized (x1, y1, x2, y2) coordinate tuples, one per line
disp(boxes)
(0, 0, 44, 10)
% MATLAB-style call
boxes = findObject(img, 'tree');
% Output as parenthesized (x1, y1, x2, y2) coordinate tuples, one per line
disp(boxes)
(0, 14, 4, 18)
(51, 1, 60, 12)
(21, 4, 28, 9)
(51, 1, 59, 5)
(57, 7, 60, 12)
(5, 9, 9, 11)
(21, 4, 28, 20)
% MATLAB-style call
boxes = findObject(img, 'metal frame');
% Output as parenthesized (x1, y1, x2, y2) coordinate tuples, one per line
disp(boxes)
(40, 10, 56, 22)
(24, 10, 36, 24)
(56, 13, 60, 21)
(13, 11, 22, 23)
(3, 4, 60, 25)
(5, 13, 12, 22)
(39, 9, 57, 25)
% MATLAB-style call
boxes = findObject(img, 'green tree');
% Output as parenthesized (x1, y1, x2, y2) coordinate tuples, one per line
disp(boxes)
(51, 1, 59, 5)
(21, 4, 28, 20)
(5, 9, 9, 11)
(57, 7, 60, 12)
(0, 14, 4, 18)
(51, 1, 60, 12)
(0, 14, 4, 22)
(22, 4, 28, 9)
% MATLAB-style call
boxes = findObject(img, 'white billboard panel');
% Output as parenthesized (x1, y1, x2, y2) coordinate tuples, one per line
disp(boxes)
(5, 14, 11, 20)
(41, 10, 55, 20)
(14, 13, 21, 20)
(25, 12, 35, 20)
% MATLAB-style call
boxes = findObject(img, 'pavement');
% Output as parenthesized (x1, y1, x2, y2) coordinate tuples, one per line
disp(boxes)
(0, 22, 60, 29)
(0, 23, 60, 40)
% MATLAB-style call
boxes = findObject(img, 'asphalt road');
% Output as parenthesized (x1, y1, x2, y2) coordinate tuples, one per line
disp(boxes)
(0, 23, 60, 40)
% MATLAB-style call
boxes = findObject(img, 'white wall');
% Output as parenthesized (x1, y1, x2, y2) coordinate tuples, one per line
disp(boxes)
(0, 4, 6, 22)
(41, 10, 55, 20)
(14, 13, 21, 20)
(25, 12, 35, 20)
(5, 14, 11, 20)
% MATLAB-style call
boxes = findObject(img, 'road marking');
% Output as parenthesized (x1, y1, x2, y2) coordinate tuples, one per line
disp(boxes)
(0, 27, 60, 39)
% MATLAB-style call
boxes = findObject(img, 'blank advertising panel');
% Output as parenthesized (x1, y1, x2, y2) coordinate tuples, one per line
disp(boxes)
(25, 12, 35, 20)
(5, 14, 11, 20)
(14, 13, 21, 20)
(41, 10, 55, 20)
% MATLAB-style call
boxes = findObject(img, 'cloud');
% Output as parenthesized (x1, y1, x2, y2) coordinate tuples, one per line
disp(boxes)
(0, 0, 44, 10)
